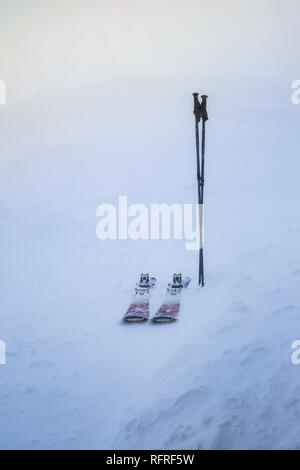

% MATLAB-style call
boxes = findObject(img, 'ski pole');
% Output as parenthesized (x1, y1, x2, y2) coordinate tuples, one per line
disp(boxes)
(192, 93, 208, 287)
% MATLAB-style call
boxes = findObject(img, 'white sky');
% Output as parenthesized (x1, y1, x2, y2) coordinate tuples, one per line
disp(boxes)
(0, 0, 299, 103)
(0, 0, 299, 209)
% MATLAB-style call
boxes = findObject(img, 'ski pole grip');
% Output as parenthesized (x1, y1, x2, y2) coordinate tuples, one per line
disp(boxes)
(201, 95, 208, 108)
(192, 92, 199, 105)
(193, 93, 200, 122)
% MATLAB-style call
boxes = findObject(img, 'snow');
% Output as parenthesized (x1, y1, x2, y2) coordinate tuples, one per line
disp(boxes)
(1, 0, 300, 450)
(1, 112, 299, 448)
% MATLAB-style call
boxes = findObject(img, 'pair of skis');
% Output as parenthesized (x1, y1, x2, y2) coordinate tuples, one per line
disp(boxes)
(123, 273, 191, 324)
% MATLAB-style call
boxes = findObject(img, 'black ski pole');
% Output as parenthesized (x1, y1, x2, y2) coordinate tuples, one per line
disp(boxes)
(192, 93, 208, 286)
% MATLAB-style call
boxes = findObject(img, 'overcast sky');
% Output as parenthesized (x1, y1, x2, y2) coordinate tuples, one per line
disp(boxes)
(0, 0, 299, 210)
(1, 0, 299, 103)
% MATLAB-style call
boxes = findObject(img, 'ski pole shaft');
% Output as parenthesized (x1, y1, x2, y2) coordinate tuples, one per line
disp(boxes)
(192, 93, 208, 287)
(195, 121, 201, 206)
(199, 118, 206, 286)
(194, 115, 202, 286)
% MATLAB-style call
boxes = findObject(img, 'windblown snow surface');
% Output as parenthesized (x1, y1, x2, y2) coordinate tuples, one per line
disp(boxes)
(0, 83, 299, 450)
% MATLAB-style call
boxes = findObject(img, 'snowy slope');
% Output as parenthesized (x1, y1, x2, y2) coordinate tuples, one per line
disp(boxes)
(114, 219, 300, 450)
(1, 139, 299, 449)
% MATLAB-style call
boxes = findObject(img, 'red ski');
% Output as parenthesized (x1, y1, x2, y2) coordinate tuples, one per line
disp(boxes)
(151, 274, 191, 323)
(123, 274, 156, 323)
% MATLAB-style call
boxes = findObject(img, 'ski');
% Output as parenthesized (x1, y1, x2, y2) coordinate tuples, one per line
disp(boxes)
(123, 274, 156, 323)
(151, 273, 191, 323)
